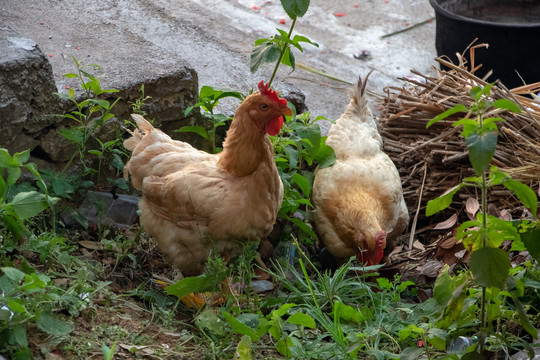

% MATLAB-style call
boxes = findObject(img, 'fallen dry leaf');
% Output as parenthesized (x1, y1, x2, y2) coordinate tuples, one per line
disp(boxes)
(465, 197, 479, 220)
(499, 209, 512, 221)
(119, 344, 155, 356)
(438, 233, 457, 249)
(412, 240, 425, 250)
(419, 260, 443, 277)
(78, 240, 103, 250)
(432, 213, 457, 230)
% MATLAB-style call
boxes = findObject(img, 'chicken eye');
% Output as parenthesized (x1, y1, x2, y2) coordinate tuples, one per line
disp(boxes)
(259, 103, 269, 111)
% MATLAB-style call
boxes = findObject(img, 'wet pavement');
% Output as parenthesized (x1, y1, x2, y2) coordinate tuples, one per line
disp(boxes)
(1, 0, 437, 123)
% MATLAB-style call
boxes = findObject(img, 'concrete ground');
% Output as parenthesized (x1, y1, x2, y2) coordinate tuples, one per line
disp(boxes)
(1, 0, 437, 124)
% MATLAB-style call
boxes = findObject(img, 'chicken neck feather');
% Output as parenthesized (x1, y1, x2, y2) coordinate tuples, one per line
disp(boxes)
(218, 106, 273, 177)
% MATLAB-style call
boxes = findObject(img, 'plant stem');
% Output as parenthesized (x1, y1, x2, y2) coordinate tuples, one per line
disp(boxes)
(268, 17, 297, 88)
(479, 109, 488, 353)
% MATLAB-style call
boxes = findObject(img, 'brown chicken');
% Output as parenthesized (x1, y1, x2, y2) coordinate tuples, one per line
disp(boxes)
(124, 81, 291, 276)
(312, 72, 409, 266)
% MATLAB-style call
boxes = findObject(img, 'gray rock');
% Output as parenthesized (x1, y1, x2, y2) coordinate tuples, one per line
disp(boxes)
(0, 24, 61, 153)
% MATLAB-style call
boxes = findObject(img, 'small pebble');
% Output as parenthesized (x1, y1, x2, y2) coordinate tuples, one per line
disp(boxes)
(251, 280, 273, 293)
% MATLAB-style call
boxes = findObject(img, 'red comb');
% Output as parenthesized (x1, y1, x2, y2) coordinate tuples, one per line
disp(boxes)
(258, 81, 288, 106)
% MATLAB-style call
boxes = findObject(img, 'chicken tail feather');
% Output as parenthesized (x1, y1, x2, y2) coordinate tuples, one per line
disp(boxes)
(124, 114, 155, 150)
(344, 69, 375, 122)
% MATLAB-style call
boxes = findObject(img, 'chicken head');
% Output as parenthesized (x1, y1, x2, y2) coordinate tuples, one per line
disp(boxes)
(356, 230, 386, 266)
(247, 81, 293, 136)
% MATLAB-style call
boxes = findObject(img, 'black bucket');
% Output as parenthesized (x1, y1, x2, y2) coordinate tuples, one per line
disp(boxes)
(430, 0, 540, 89)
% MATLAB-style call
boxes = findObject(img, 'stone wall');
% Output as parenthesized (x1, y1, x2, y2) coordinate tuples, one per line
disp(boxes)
(0, 23, 201, 171)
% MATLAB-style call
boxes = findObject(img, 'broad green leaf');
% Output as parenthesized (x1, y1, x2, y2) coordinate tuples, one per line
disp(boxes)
(486, 220, 518, 247)
(280, 0, 310, 19)
(176, 126, 209, 140)
(521, 226, 540, 262)
(276, 337, 293, 357)
(281, 47, 295, 70)
(292, 34, 318, 48)
(466, 130, 497, 175)
(426, 104, 467, 128)
(284, 215, 318, 239)
(12, 150, 30, 166)
(165, 272, 225, 299)
(196, 308, 225, 336)
(0, 150, 13, 172)
(502, 178, 537, 218)
(488, 167, 507, 186)
(470, 83, 493, 101)
(436, 280, 469, 328)
(101, 113, 115, 122)
(453, 118, 478, 138)
(250, 42, 280, 73)
(509, 292, 538, 338)
(287, 312, 316, 328)
(399, 346, 424, 359)
(21, 273, 49, 291)
(10, 324, 28, 348)
(235, 335, 252, 360)
(272, 303, 297, 318)
(470, 247, 510, 288)
(36, 312, 73, 336)
(433, 264, 453, 306)
(1, 267, 25, 282)
(426, 184, 463, 216)
(297, 124, 321, 157)
(314, 142, 336, 169)
(493, 98, 521, 113)
(6, 167, 21, 186)
(427, 328, 448, 351)
(333, 302, 365, 323)
(7, 300, 26, 314)
(254, 38, 269, 46)
(291, 173, 310, 197)
(184, 106, 196, 116)
(222, 311, 258, 341)
(460, 226, 483, 252)
(482, 117, 506, 127)
(284, 146, 298, 169)
(10, 191, 57, 219)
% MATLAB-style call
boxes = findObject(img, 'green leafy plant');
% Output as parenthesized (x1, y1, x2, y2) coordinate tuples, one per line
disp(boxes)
(128, 84, 152, 116)
(426, 84, 538, 356)
(223, 302, 317, 359)
(271, 111, 335, 241)
(55, 57, 120, 174)
(250, 0, 318, 87)
(179, 86, 245, 154)
(88, 138, 120, 185)
(0, 148, 59, 245)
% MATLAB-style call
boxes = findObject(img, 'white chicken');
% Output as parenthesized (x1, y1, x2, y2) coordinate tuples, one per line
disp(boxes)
(312, 71, 409, 266)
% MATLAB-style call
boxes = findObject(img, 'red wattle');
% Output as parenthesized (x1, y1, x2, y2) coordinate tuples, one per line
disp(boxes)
(265, 116, 284, 136)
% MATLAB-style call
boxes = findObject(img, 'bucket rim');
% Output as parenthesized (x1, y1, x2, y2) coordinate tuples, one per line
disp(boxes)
(429, 0, 540, 28)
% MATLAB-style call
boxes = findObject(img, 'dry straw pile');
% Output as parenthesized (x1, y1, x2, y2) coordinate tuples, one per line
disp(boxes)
(378, 46, 540, 224)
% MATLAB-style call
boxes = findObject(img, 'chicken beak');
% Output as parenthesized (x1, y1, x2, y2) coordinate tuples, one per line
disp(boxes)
(281, 105, 293, 117)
